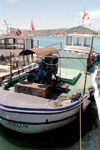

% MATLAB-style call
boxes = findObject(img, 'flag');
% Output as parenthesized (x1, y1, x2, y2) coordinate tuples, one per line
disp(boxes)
(83, 12, 88, 18)
(31, 21, 35, 31)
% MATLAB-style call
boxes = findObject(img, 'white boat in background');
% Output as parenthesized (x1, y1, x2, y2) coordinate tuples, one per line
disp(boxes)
(92, 64, 100, 121)
(0, 21, 39, 74)
(0, 34, 34, 56)
(0, 23, 38, 56)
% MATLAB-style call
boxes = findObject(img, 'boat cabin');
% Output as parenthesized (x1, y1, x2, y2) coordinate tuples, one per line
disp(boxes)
(58, 34, 99, 82)
(0, 34, 39, 56)
(64, 34, 94, 54)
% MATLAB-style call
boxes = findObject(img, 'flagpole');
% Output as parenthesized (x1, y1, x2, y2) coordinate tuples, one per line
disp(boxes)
(81, 7, 85, 34)
(30, 20, 32, 31)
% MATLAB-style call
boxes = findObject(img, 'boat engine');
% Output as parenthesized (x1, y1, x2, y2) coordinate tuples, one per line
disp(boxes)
(27, 56, 58, 84)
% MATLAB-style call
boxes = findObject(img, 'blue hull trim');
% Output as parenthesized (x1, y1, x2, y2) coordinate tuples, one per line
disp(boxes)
(0, 102, 81, 115)
(0, 112, 78, 125)
(0, 99, 83, 113)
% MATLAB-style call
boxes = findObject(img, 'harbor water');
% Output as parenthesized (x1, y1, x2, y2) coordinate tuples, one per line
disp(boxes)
(0, 36, 100, 150)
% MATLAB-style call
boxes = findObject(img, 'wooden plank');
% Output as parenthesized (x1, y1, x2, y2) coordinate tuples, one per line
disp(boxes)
(0, 86, 71, 110)
(14, 81, 51, 98)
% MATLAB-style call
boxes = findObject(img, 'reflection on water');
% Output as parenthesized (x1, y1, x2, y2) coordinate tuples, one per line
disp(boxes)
(0, 103, 99, 150)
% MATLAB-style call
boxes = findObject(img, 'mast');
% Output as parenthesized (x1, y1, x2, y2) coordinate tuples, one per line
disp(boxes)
(81, 7, 85, 34)
(30, 19, 32, 31)
(3, 20, 11, 34)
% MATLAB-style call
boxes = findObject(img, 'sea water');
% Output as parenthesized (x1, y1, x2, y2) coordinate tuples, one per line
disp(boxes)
(0, 36, 100, 150)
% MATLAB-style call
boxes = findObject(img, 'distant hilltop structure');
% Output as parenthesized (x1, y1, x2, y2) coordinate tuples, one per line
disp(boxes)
(21, 26, 98, 36)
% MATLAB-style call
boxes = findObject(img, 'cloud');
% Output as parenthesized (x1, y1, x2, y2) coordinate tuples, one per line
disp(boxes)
(0, 26, 6, 31)
(73, 17, 82, 26)
(8, 0, 17, 2)
(89, 9, 100, 19)
(79, 9, 100, 19)
(73, 17, 80, 21)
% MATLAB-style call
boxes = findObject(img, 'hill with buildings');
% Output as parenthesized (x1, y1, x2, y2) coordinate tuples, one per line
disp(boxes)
(23, 26, 98, 36)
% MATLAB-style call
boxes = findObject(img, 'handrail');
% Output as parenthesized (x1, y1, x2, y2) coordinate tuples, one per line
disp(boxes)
(46, 42, 62, 49)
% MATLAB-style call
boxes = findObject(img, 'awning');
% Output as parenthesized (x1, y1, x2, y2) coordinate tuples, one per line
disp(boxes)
(19, 47, 58, 56)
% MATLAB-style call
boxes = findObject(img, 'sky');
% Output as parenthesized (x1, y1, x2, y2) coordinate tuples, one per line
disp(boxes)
(0, 0, 100, 31)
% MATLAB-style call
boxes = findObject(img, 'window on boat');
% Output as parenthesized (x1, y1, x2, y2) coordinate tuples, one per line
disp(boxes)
(73, 37, 82, 46)
(5, 38, 14, 49)
(66, 36, 72, 45)
(0, 39, 5, 49)
(15, 39, 25, 49)
(5, 38, 25, 49)
(84, 37, 91, 47)
(28, 40, 31, 49)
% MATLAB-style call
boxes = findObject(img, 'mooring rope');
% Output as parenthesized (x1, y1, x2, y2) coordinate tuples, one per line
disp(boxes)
(79, 95, 82, 150)
(48, 95, 82, 107)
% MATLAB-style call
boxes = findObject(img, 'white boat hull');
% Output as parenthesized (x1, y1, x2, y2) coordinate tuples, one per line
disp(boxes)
(0, 115, 77, 134)
(92, 69, 100, 121)
(0, 95, 88, 134)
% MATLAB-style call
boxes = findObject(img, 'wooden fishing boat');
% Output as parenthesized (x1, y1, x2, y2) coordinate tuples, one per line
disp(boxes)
(0, 34, 99, 134)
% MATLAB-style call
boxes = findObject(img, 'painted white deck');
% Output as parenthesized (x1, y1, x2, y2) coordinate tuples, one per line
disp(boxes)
(0, 86, 73, 111)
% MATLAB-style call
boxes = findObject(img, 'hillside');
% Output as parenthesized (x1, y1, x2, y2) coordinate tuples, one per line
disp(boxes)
(23, 26, 98, 36)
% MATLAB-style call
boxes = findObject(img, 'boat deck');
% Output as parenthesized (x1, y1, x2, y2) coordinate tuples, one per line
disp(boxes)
(58, 68, 81, 85)
(0, 85, 74, 111)
(58, 60, 99, 98)
(0, 52, 99, 111)
(1, 60, 98, 108)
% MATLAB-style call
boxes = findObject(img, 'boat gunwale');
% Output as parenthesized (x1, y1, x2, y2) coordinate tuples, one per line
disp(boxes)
(0, 95, 89, 115)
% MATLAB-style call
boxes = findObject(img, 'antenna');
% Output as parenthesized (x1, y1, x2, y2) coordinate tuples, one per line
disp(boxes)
(30, 19, 33, 31)
(3, 20, 11, 34)
(82, 7, 85, 27)
(81, 7, 85, 34)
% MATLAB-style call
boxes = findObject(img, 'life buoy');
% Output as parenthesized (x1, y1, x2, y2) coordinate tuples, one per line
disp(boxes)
(16, 29, 22, 36)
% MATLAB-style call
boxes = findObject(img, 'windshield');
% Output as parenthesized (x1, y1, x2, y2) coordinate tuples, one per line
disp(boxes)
(73, 37, 82, 46)
(84, 37, 91, 47)
(66, 36, 72, 45)
(0, 38, 25, 49)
